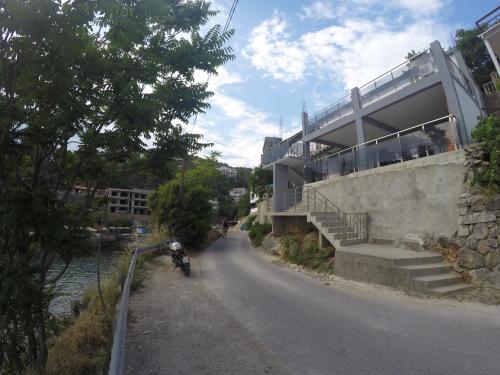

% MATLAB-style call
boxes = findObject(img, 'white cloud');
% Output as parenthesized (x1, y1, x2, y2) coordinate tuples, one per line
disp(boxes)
(244, 12, 452, 90)
(300, 0, 447, 20)
(243, 12, 307, 83)
(190, 67, 282, 167)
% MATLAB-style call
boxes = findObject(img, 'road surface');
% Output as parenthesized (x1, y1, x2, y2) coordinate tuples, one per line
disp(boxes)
(126, 231, 500, 375)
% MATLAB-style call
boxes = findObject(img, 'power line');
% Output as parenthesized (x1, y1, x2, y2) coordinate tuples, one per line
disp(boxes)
(190, 0, 240, 133)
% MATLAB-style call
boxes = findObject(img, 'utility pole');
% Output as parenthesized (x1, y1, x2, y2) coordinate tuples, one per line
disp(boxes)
(279, 116, 283, 139)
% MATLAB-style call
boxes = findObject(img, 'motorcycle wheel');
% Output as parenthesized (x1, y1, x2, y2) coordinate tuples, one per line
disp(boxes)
(180, 262, 191, 277)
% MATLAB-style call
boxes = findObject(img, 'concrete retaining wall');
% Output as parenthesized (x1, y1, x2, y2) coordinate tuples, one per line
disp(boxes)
(308, 151, 466, 243)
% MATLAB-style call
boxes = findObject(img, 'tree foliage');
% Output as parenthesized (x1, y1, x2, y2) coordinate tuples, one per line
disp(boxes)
(248, 166, 273, 200)
(471, 116, 500, 192)
(454, 27, 495, 86)
(0, 1, 233, 372)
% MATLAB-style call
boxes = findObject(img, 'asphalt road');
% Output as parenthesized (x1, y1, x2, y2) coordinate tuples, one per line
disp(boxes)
(199, 231, 500, 375)
(126, 231, 500, 375)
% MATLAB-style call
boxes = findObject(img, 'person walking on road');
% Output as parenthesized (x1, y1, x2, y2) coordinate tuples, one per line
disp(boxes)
(222, 218, 229, 238)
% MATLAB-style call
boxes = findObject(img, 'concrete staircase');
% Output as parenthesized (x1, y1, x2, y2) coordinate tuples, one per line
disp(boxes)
(335, 244, 471, 296)
(308, 212, 364, 248)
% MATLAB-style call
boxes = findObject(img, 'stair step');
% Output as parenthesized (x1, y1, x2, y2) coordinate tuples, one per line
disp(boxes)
(318, 221, 343, 227)
(429, 283, 471, 295)
(397, 263, 452, 277)
(311, 212, 340, 218)
(413, 273, 462, 288)
(394, 255, 443, 266)
(327, 227, 353, 234)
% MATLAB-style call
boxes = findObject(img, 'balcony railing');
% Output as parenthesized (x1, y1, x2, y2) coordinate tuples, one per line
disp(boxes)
(359, 49, 438, 108)
(305, 115, 462, 181)
(307, 93, 353, 134)
(261, 139, 304, 166)
(476, 6, 500, 29)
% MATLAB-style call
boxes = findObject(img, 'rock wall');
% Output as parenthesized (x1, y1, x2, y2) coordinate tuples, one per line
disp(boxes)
(455, 145, 500, 289)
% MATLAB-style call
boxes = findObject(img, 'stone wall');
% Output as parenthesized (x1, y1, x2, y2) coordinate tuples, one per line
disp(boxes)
(455, 145, 500, 289)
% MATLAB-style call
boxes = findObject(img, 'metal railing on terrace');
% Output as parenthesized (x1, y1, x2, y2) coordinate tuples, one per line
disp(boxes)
(359, 49, 438, 108)
(476, 6, 500, 29)
(305, 115, 462, 182)
(307, 93, 353, 133)
(261, 139, 304, 166)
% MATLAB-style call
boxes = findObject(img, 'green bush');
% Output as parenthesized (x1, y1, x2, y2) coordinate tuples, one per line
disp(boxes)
(281, 235, 334, 272)
(245, 214, 257, 228)
(248, 223, 272, 246)
(471, 116, 500, 192)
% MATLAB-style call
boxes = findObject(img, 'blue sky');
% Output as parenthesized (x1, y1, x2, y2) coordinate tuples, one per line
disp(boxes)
(190, 0, 498, 167)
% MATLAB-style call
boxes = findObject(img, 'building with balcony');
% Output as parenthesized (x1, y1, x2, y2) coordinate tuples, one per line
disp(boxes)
(218, 165, 237, 177)
(262, 40, 483, 195)
(108, 187, 152, 216)
(229, 187, 247, 202)
(478, 6, 500, 77)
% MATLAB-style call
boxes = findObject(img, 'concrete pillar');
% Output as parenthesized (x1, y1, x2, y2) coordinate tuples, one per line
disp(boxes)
(301, 111, 311, 182)
(483, 38, 500, 77)
(451, 50, 486, 112)
(430, 40, 469, 145)
(273, 163, 288, 211)
(351, 87, 367, 170)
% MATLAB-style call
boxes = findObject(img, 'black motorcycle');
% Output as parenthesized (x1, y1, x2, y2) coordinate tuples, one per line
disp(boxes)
(169, 241, 191, 277)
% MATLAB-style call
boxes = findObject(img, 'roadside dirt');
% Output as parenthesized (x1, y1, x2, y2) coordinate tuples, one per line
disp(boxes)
(125, 255, 289, 375)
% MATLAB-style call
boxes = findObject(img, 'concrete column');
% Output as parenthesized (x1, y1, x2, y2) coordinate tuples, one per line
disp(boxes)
(272, 163, 288, 212)
(451, 50, 486, 112)
(301, 111, 311, 182)
(483, 38, 500, 77)
(351, 87, 367, 170)
(430, 40, 469, 144)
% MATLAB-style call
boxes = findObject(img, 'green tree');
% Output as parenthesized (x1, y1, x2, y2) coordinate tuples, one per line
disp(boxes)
(471, 116, 500, 192)
(248, 166, 273, 200)
(454, 27, 495, 86)
(0, 1, 233, 372)
(149, 179, 213, 247)
(237, 191, 251, 218)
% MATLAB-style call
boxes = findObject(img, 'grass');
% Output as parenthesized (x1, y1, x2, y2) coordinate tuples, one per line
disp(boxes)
(46, 248, 157, 375)
(281, 233, 335, 272)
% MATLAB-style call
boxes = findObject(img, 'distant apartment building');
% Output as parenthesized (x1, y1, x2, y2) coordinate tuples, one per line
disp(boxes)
(229, 187, 247, 202)
(108, 187, 152, 215)
(218, 165, 237, 177)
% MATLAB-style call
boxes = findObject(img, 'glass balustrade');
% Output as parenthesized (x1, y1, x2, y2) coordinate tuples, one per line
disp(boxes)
(305, 116, 460, 181)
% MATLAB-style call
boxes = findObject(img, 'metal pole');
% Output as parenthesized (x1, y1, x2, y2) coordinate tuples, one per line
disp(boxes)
(398, 133, 403, 162)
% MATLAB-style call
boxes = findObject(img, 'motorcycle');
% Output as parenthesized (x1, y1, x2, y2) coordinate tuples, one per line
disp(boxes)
(169, 241, 191, 277)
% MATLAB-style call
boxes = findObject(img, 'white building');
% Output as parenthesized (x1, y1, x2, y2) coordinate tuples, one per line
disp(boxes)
(218, 165, 237, 177)
(108, 187, 152, 215)
(229, 187, 247, 202)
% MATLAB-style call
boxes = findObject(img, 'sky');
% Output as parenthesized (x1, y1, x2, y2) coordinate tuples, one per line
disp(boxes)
(189, 0, 498, 168)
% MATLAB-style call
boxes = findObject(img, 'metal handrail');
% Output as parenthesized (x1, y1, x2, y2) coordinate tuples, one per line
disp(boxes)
(306, 114, 458, 166)
(309, 92, 352, 124)
(358, 49, 431, 92)
(476, 6, 500, 28)
(270, 186, 368, 244)
(108, 240, 169, 375)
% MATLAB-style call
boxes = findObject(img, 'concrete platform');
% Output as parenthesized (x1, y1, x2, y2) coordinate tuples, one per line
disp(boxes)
(335, 244, 470, 295)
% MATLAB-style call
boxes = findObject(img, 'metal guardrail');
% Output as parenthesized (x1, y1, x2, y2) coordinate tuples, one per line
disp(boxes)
(261, 138, 304, 166)
(307, 93, 353, 133)
(476, 6, 500, 28)
(269, 186, 368, 245)
(305, 115, 462, 181)
(108, 240, 170, 375)
(359, 49, 437, 108)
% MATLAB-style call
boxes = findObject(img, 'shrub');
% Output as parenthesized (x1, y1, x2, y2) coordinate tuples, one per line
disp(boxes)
(46, 250, 150, 374)
(248, 223, 272, 246)
(245, 214, 257, 228)
(281, 234, 334, 272)
(471, 116, 500, 192)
